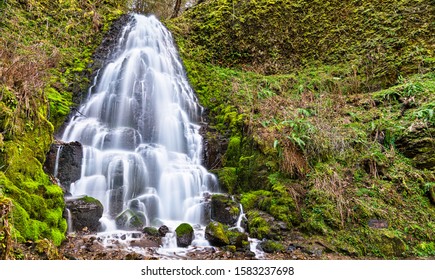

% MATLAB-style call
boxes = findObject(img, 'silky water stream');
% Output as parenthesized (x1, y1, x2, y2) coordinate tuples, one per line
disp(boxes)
(56, 13, 263, 259)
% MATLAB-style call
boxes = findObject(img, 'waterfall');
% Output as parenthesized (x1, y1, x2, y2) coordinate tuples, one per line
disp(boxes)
(61, 14, 218, 237)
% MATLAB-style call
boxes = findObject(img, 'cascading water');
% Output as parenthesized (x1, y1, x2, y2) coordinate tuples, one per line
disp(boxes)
(61, 14, 218, 250)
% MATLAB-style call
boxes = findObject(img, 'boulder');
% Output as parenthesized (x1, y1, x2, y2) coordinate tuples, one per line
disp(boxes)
(258, 240, 285, 253)
(175, 223, 194, 247)
(205, 221, 229, 246)
(227, 229, 249, 251)
(158, 225, 170, 237)
(115, 209, 147, 230)
(65, 196, 103, 232)
(210, 194, 240, 226)
(142, 227, 160, 237)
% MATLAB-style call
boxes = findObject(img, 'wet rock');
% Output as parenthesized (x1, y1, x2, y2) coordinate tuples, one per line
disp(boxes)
(45, 141, 83, 193)
(142, 227, 160, 237)
(115, 209, 146, 230)
(137, 194, 160, 222)
(201, 125, 227, 172)
(175, 223, 194, 248)
(107, 187, 123, 218)
(210, 194, 240, 226)
(101, 127, 141, 150)
(158, 225, 169, 237)
(65, 196, 103, 232)
(205, 221, 230, 246)
(227, 229, 249, 250)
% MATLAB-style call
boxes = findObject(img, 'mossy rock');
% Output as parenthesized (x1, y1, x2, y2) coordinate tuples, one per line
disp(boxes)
(259, 240, 286, 253)
(205, 221, 230, 246)
(175, 223, 194, 247)
(67, 196, 103, 232)
(227, 229, 249, 250)
(210, 194, 240, 226)
(142, 227, 160, 237)
(115, 209, 146, 230)
(396, 124, 435, 170)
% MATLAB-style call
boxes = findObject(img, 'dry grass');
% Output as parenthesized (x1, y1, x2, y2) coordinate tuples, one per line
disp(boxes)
(312, 167, 351, 228)
(0, 197, 13, 260)
(0, 36, 60, 135)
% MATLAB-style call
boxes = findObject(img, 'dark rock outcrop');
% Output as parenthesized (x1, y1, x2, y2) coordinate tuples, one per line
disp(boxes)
(65, 196, 103, 232)
(210, 194, 240, 226)
(45, 141, 83, 193)
(396, 123, 435, 170)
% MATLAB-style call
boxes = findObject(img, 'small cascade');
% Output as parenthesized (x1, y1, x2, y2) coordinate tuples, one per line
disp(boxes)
(53, 145, 63, 179)
(230, 200, 265, 259)
(65, 208, 73, 233)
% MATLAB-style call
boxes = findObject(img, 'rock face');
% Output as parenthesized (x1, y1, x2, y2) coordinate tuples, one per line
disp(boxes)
(45, 141, 83, 193)
(210, 194, 240, 226)
(396, 124, 435, 170)
(175, 223, 194, 247)
(65, 196, 103, 232)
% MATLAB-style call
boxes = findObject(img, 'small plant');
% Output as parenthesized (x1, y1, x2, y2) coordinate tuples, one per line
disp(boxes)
(412, 102, 435, 125)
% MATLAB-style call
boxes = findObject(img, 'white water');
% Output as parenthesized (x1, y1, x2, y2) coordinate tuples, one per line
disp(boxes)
(61, 14, 218, 248)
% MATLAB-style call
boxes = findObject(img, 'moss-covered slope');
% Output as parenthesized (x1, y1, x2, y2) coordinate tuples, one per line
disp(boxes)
(0, 0, 127, 257)
(168, 0, 435, 258)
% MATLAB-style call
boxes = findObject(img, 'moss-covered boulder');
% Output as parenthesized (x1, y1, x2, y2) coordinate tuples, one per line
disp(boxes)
(175, 223, 194, 247)
(258, 240, 286, 253)
(205, 221, 230, 246)
(115, 209, 146, 230)
(227, 229, 250, 251)
(66, 196, 103, 232)
(142, 226, 160, 237)
(210, 194, 240, 226)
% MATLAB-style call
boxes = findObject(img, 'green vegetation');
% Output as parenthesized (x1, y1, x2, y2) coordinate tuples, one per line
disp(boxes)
(168, 0, 435, 258)
(0, 0, 128, 258)
(175, 223, 194, 236)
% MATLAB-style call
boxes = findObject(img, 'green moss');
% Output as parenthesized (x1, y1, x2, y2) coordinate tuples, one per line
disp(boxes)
(206, 221, 230, 245)
(175, 223, 194, 237)
(260, 240, 286, 253)
(246, 211, 271, 240)
(223, 136, 241, 166)
(142, 227, 160, 237)
(45, 87, 73, 130)
(217, 167, 238, 194)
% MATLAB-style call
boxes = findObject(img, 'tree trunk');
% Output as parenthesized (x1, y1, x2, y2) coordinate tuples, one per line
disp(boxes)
(171, 0, 181, 18)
